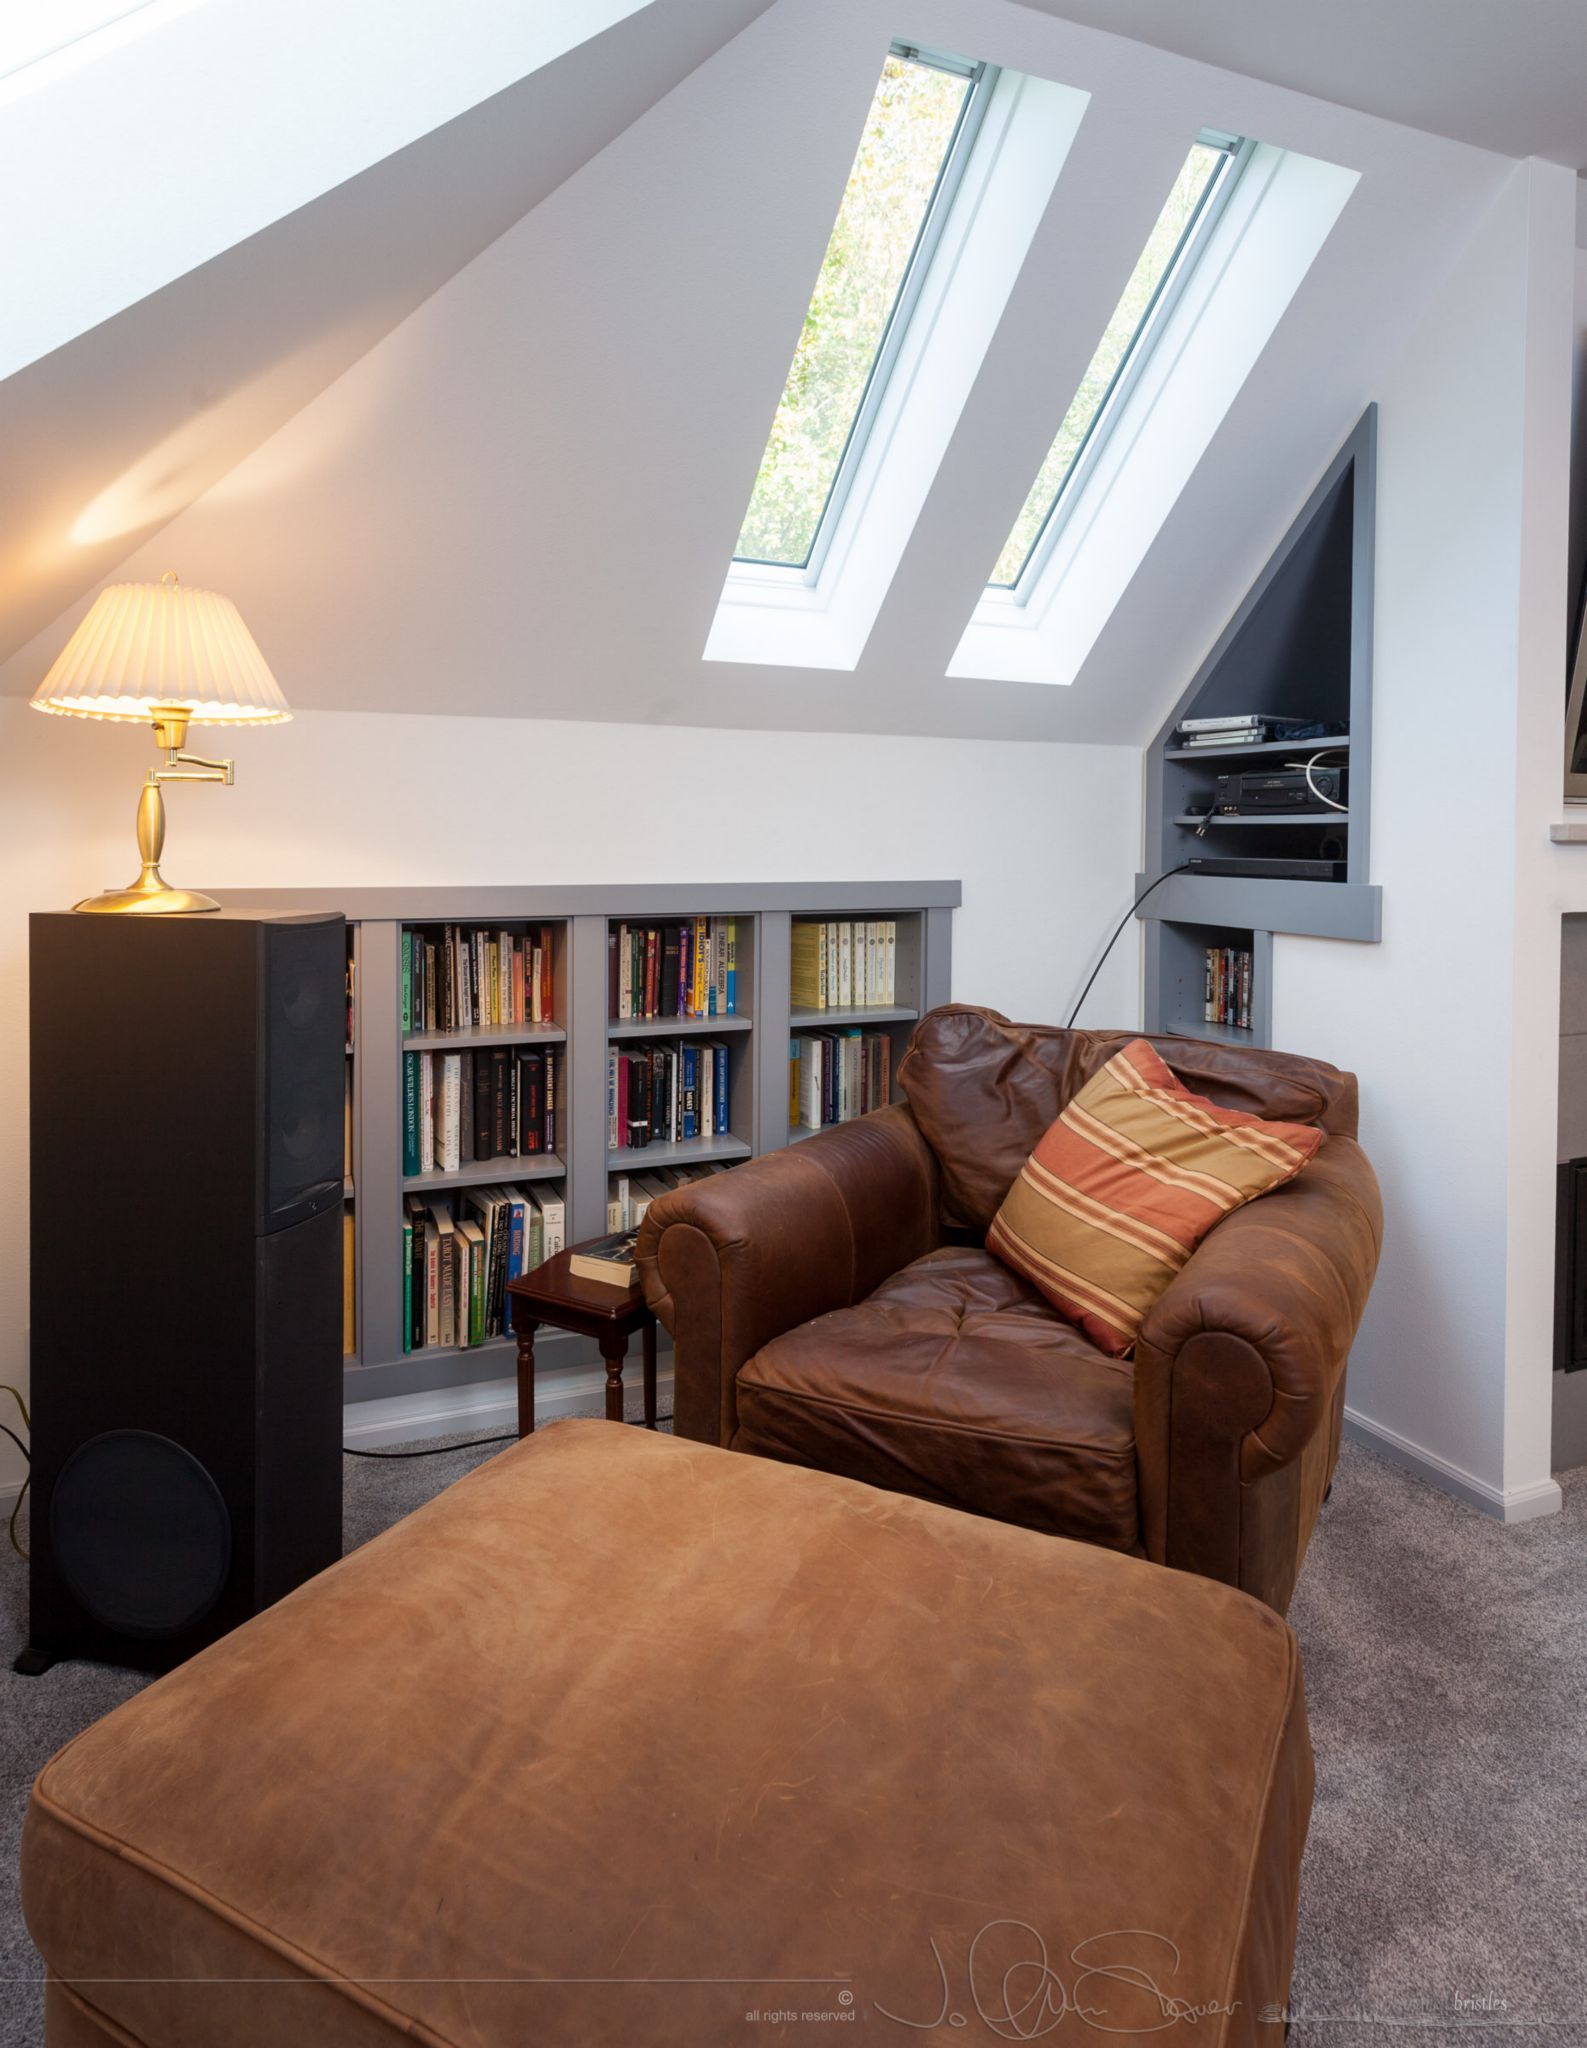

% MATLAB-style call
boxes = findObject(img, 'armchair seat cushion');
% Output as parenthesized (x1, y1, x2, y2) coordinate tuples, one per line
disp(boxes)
(734, 1246, 1140, 1551)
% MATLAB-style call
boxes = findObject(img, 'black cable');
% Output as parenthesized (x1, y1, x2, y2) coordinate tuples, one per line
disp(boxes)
(1066, 865, 1194, 1030)
(342, 1414, 676, 1460)
(0, 1422, 27, 1466)
(343, 1433, 515, 1460)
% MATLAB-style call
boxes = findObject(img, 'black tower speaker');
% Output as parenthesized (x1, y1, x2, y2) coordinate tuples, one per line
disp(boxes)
(22, 910, 347, 1673)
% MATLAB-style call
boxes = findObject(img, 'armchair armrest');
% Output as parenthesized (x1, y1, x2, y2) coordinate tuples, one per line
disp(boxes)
(1133, 1135, 1382, 1612)
(637, 1104, 942, 1445)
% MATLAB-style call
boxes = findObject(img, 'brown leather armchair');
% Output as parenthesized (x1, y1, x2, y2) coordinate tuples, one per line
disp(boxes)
(638, 1006, 1382, 1614)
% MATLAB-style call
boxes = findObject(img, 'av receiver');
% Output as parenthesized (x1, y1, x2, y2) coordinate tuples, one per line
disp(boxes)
(1214, 766, 1346, 814)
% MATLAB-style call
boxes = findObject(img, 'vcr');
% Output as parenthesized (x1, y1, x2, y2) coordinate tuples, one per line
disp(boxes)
(1215, 766, 1346, 814)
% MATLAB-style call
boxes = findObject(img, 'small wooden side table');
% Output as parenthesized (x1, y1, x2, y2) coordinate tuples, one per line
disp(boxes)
(507, 1249, 657, 1438)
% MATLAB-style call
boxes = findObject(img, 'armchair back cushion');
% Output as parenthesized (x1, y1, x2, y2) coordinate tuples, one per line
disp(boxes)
(899, 1006, 1358, 1232)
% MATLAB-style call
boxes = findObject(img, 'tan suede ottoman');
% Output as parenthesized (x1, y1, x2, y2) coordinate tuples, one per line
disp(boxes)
(24, 1419, 1311, 2046)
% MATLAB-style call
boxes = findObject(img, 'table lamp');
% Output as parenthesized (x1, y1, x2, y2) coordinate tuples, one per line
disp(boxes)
(30, 570, 291, 914)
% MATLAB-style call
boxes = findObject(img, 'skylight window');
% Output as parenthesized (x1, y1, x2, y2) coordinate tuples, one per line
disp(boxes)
(988, 131, 1249, 593)
(733, 41, 990, 577)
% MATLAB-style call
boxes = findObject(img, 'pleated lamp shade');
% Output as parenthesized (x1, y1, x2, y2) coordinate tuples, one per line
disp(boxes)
(30, 575, 291, 726)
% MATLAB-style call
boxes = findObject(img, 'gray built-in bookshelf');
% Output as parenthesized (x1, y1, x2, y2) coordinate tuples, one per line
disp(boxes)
(1139, 408, 1383, 1048)
(217, 882, 958, 1410)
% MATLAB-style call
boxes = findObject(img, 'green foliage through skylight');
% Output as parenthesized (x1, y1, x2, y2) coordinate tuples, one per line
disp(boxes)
(989, 140, 1234, 590)
(734, 51, 974, 570)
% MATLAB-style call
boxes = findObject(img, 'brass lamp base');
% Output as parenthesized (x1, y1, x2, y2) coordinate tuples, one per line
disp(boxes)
(73, 744, 229, 915)
(75, 879, 220, 915)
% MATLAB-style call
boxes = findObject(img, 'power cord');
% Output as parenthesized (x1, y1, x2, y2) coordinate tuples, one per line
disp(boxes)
(344, 1434, 514, 1460)
(1066, 866, 1193, 1029)
(1, 1383, 30, 1561)
(1284, 747, 1349, 813)
(344, 1415, 675, 1459)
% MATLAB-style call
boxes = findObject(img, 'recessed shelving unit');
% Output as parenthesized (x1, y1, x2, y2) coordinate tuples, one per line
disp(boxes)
(215, 882, 958, 1410)
(1140, 409, 1381, 1049)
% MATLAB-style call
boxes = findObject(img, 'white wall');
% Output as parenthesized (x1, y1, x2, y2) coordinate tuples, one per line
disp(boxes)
(1271, 156, 1577, 1519)
(0, 696, 1140, 1493)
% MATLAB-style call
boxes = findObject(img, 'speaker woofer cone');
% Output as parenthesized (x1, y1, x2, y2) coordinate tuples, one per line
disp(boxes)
(51, 1430, 232, 1639)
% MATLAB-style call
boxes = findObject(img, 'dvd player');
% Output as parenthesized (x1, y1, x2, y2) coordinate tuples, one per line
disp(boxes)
(1186, 856, 1346, 881)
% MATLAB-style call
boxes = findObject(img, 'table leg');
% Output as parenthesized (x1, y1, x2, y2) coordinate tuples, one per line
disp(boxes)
(515, 1320, 539, 1438)
(600, 1332, 628, 1423)
(642, 1317, 657, 1430)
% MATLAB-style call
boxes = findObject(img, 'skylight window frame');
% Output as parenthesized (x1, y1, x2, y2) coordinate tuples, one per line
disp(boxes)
(987, 129, 1255, 604)
(731, 39, 998, 587)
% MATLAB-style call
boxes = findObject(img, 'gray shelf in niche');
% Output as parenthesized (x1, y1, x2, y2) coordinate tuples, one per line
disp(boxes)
(1172, 812, 1349, 828)
(1165, 734, 1352, 763)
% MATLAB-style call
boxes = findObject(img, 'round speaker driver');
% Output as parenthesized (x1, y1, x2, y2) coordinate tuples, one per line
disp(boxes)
(51, 1430, 232, 1639)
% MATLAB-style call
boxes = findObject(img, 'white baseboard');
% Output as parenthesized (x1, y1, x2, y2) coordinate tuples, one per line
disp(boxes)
(1343, 1407, 1563, 1523)
(342, 1356, 676, 1449)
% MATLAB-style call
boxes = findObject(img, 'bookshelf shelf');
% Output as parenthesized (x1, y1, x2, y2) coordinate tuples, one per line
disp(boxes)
(1172, 812, 1350, 828)
(404, 1023, 566, 1051)
(608, 1015, 752, 1039)
(402, 1152, 566, 1195)
(789, 1004, 918, 1028)
(607, 1134, 751, 1171)
(213, 883, 958, 1404)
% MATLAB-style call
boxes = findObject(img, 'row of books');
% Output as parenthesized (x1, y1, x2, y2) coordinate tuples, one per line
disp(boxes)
(609, 1041, 731, 1151)
(791, 919, 899, 1012)
(1206, 947, 1254, 1030)
(403, 1047, 559, 1177)
(610, 919, 737, 1021)
(401, 1184, 566, 1352)
(792, 1030, 893, 1130)
(608, 1160, 733, 1232)
(401, 924, 557, 1035)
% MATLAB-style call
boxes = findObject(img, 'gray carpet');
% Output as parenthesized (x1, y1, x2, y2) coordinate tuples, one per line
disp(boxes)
(0, 1436, 1582, 2046)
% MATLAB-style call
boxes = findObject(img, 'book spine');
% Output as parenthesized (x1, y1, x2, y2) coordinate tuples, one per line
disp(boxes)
(401, 933, 412, 1034)
(473, 1050, 492, 1159)
(440, 1054, 461, 1174)
(492, 1046, 508, 1157)
(419, 1055, 436, 1174)
(618, 924, 631, 1021)
(540, 1189, 566, 1259)
(607, 1049, 619, 1152)
(403, 1054, 419, 1177)
(540, 928, 553, 1025)
(726, 920, 736, 1015)
(402, 1212, 413, 1355)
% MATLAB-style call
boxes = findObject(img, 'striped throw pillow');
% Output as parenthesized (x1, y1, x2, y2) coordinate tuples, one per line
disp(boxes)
(986, 1038, 1323, 1357)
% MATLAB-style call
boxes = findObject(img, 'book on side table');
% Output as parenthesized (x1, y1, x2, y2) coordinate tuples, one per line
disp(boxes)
(567, 1230, 640, 1287)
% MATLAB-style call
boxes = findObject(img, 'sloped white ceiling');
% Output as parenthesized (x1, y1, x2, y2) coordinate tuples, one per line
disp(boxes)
(0, 0, 773, 667)
(1015, 0, 1587, 169)
(0, 0, 1515, 745)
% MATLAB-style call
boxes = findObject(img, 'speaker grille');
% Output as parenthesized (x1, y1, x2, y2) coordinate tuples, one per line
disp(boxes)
(263, 920, 346, 1230)
(51, 1431, 232, 1639)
